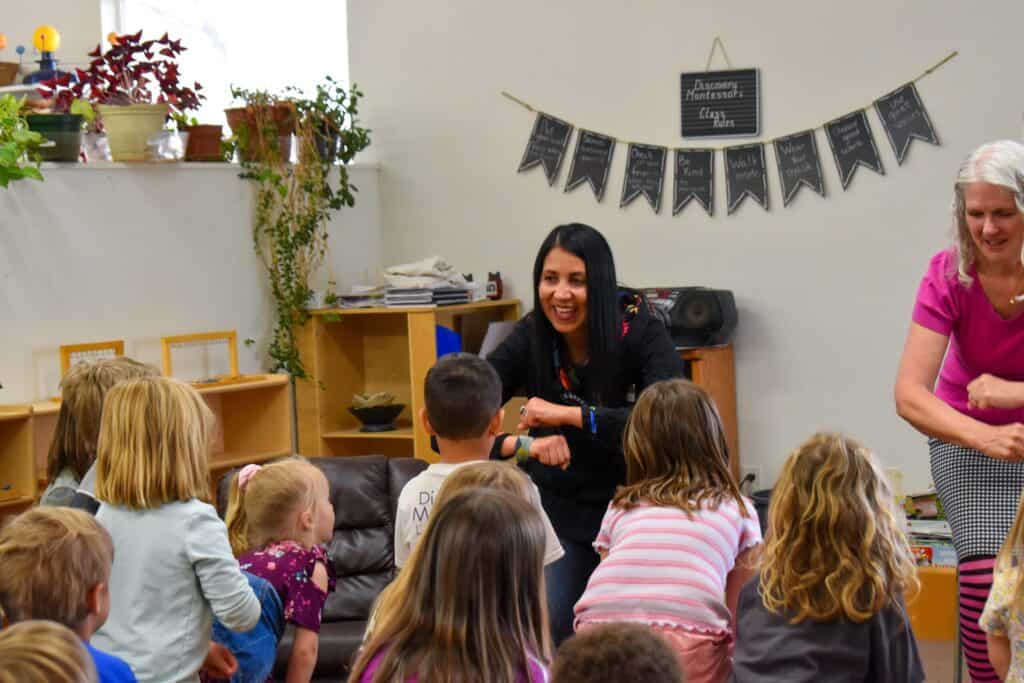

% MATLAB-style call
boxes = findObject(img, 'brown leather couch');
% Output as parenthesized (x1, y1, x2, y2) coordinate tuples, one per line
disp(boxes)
(216, 454, 427, 681)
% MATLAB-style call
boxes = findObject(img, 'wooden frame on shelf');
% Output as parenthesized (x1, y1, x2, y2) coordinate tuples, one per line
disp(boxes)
(161, 330, 242, 384)
(60, 339, 125, 375)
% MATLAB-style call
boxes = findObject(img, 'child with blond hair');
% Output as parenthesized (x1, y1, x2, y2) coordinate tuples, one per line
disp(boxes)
(980, 477, 1024, 679)
(0, 507, 134, 682)
(41, 357, 158, 507)
(0, 620, 99, 683)
(90, 376, 259, 683)
(573, 379, 760, 683)
(219, 457, 337, 681)
(730, 432, 924, 682)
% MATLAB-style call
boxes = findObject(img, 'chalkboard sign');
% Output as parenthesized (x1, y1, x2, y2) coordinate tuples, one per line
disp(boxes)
(773, 130, 825, 206)
(680, 69, 759, 138)
(673, 149, 714, 216)
(824, 110, 884, 189)
(518, 113, 573, 185)
(724, 144, 768, 214)
(620, 144, 667, 213)
(565, 130, 616, 201)
(874, 83, 939, 165)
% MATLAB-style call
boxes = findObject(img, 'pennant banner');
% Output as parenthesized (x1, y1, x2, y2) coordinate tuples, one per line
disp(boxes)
(621, 144, 667, 213)
(673, 149, 714, 216)
(518, 113, 573, 185)
(824, 110, 884, 189)
(565, 130, 615, 201)
(874, 83, 940, 165)
(724, 144, 768, 214)
(773, 130, 825, 206)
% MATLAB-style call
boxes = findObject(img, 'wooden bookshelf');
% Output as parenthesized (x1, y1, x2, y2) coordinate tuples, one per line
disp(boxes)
(0, 406, 40, 516)
(295, 299, 521, 461)
(680, 344, 740, 481)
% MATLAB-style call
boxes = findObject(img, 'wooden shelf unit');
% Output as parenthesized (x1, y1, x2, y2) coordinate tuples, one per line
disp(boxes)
(295, 299, 521, 461)
(0, 373, 293, 517)
(680, 344, 740, 481)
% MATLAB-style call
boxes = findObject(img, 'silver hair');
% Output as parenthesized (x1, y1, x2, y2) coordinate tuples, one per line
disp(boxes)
(952, 140, 1024, 285)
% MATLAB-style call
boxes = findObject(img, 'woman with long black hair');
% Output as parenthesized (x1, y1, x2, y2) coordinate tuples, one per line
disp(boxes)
(487, 223, 685, 644)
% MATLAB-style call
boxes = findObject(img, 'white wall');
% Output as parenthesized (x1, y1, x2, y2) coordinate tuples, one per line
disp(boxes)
(1, 163, 381, 402)
(349, 0, 1024, 490)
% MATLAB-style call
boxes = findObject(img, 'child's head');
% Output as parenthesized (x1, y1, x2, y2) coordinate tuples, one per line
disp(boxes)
(550, 623, 684, 683)
(351, 488, 550, 683)
(95, 376, 213, 509)
(225, 458, 334, 556)
(434, 460, 534, 509)
(422, 352, 503, 444)
(0, 507, 113, 640)
(0, 620, 98, 683)
(614, 378, 744, 514)
(47, 357, 159, 481)
(761, 431, 918, 623)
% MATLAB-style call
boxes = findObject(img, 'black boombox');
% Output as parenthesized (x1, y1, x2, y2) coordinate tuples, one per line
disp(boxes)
(643, 287, 738, 348)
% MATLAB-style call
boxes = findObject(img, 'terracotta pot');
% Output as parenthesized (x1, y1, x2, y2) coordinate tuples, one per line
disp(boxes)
(182, 124, 223, 161)
(96, 103, 168, 161)
(0, 62, 18, 86)
(224, 103, 296, 162)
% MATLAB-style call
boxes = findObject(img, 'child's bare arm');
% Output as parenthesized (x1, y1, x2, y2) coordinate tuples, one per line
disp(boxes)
(725, 544, 762, 626)
(987, 633, 1010, 681)
(285, 561, 329, 683)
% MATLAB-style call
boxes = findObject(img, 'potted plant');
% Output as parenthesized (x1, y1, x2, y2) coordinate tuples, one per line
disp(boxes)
(0, 94, 45, 187)
(31, 72, 95, 162)
(225, 87, 296, 163)
(75, 30, 204, 161)
(170, 111, 223, 162)
(234, 78, 370, 377)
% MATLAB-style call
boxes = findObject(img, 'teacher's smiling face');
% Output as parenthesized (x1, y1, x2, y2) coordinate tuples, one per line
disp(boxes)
(539, 246, 588, 339)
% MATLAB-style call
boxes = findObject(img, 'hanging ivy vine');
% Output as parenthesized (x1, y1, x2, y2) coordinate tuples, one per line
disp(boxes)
(231, 79, 371, 378)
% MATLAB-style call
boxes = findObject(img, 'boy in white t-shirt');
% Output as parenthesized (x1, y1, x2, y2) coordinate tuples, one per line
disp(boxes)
(394, 352, 563, 567)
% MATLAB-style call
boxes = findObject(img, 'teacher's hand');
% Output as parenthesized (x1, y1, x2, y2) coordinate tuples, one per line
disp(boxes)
(975, 423, 1024, 462)
(968, 374, 1024, 410)
(518, 397, 578, 430)
(530, 435, 571, 470)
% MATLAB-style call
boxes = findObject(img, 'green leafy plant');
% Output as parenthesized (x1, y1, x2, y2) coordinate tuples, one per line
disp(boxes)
(231, 80, 371, 378)
(0, 95, 45, 187)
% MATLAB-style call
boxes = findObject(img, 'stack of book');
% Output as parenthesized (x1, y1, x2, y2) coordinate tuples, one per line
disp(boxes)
(433, 287, 470, 306)
(904, 490, 955, 567)
(384, 288, 433, 307)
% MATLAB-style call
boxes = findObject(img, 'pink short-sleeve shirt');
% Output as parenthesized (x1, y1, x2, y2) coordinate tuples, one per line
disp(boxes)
(912, 249, 1024, 426)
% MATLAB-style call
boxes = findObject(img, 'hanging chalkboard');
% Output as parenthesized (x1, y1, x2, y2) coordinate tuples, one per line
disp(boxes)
(773, 130, 825, 206)
(874, 83, 940, 165)
(518, 113, 573, 185)
(724, 144, 768, 214)
(673, 149, 714, 216)
(565, 130, 616, 201)
(620, 144, 667, 213)
(824, 111, 884, 189)
(680, 69, 760, 138)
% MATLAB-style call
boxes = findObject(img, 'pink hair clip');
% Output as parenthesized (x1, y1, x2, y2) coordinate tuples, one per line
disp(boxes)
(238, 464, 262, 490)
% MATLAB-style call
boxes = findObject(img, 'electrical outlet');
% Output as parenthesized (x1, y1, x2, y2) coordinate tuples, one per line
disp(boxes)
(740, 465, 761, 493)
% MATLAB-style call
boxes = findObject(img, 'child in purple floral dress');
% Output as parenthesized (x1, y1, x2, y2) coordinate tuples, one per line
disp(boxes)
(224, 459, 337, 682)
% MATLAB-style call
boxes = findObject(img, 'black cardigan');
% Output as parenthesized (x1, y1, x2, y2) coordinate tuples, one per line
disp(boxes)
(486, 297, 685, 542)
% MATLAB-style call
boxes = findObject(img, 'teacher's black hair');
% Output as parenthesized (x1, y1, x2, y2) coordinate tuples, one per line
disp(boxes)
(531, 223, 621, 403)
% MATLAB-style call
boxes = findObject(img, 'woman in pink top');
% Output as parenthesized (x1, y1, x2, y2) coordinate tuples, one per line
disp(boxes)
(895, 139, 1024, 683)
(574, 379, 761, 683)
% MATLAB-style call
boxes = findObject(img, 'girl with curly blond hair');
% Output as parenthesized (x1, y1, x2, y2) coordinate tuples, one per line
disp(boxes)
(731, 432, 924, 682)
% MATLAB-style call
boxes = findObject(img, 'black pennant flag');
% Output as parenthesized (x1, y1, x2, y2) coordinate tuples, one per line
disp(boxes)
(874, 83, 940, 165)
(773, 130, 825, 206)
(620, 144, 666, 213)
(565, 130, 615, 201)
(824, 111, 884, 189)
(673, 149, 714, 216)
(724, 144, 769, 214)
(518, 113, 573, 185)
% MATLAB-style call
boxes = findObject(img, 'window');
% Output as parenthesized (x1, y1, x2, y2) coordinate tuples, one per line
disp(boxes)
(107, 0, 349, 127)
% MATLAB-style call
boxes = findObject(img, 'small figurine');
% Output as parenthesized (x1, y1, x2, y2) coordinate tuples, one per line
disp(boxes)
(486, 272, 503, 300)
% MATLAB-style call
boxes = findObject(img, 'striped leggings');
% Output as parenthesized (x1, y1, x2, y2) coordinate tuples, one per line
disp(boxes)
(959, 556, 998, 683)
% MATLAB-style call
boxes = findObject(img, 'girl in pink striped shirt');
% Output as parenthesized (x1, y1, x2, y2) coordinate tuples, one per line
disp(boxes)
(574, 379, 762, 683)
